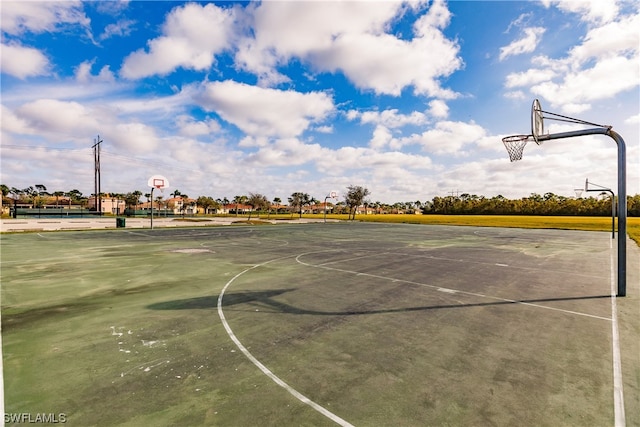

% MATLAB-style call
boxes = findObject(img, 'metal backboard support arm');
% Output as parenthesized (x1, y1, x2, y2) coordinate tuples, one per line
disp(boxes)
(539, 128, 626, 296)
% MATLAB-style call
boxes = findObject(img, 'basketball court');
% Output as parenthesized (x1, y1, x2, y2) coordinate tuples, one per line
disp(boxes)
(2, 222, 638, 426)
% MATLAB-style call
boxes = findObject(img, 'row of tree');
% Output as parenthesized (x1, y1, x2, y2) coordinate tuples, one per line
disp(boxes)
(0, 184, 372, 219)
(165, 186, 371, 220)
(2, 184, 638, 217)
(422, 193, 640, 216)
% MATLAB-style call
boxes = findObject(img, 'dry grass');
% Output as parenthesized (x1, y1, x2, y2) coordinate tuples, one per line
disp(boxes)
(270, 213, 640, 246)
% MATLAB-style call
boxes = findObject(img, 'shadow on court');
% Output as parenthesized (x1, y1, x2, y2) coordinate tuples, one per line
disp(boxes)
(148, 290, 612, 316)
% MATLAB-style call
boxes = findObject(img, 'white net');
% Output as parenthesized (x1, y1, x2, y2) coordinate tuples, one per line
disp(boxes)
(502, 134, 531, 162)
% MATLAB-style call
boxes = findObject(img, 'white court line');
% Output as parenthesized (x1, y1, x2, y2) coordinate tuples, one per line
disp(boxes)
(296, 252, 612, 322)
(217, 257, 354, 427)
(610, 239, 626, 427)
(318, 251, 387, 266)
(0, 311, 4, 427)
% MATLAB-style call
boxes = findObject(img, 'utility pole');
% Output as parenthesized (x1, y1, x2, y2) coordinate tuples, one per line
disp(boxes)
(93, 136, 102, 215)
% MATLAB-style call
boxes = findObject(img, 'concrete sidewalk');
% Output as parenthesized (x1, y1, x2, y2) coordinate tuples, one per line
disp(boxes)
(0, 217, 337, 232)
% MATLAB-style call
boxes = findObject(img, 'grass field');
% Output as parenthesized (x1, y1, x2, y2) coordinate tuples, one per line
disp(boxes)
(260, 213, 640, 245)
(2, 222, 639, 426)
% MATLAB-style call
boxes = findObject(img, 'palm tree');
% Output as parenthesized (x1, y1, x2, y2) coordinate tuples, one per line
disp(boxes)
(247, 193, 269, 220)
(155, 195, 164, 212)
(8, 188, 23, 217)
(22, 186, 36, 207)
(33, 184, 48, 208)
(180, 193, 189, 217)
(66, 189, 82, 209)
(233, 195, 247, 217)
(270, 197, 282, 218)
(132, 190, 142, 210)
(0, 184, 8, 213)
(288, 192, 311, 218)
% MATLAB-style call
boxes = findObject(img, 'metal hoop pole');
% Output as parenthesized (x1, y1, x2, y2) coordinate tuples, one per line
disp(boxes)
(540, 127, 626, 296)
(324, 196, 329, 223)
(610, 129, 627, 297)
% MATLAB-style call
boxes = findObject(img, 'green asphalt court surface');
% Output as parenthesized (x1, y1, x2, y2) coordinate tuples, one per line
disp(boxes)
(1, 222, 639, 426)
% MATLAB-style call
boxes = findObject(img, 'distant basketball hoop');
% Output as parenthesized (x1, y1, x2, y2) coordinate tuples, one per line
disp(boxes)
(324, 191, 338, 223)
(148, 175, 169, 190)
(148, 175, 169, 230)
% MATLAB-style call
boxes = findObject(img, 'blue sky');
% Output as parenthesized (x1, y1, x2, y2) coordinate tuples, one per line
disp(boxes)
(1, 0, 638, 204)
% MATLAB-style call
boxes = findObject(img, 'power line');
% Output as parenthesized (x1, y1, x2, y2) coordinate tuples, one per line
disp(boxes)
(1, 144, 195, 174)
(0, 145, 88, 152)
(101, 150, 198, 173)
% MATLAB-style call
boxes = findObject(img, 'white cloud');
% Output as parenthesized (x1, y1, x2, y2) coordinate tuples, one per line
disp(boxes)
(346, 108, 437, 150)
(547, 0, 619, 25)
(235, 1, 404, 86)
(118, 1, 462, 97)
(505, 13, 533, 33)
(349, 108, 428, 128)
(236, 0, 460, 97)
(175, 115, 221, 137)
(120, 3, 236, 79)
(75, 60, 115, 83)
(0, 42, 50, 79)
(568, 12, 640, 64)
(398, 120, 487, 155)
(503, 4, 639, 112)
(1, 104, 36, 135)
(314, 12, 461, 97)
(15, 99, 100, 136)
(7, 97, 162, 155)
(428, 100, 449, 118)
(499, 27, 545, 61)
(0, 1, 89, 35)
(504, 68, 556, 89)
(99, 19, 136, 41)
(625, 114, 640, 125)
(107, 86, 194, 117)
(95, 0, 130, 15)
(196, 80, 334, 138)
(503, 90, 527, 101)
(369, 125, 394, 149)
(245, 138, 325, 167)
(324, 146, 433, 174)
(314, 125, 333, 134)
(532, 55, 639, 108)
(107, 123, 160, 153)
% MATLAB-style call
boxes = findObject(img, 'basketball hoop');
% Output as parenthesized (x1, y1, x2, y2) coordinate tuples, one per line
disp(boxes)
(148, 175, 169, 190)
(502, 134, 531, 162)
(500, 98, 628, 296)
(147, 175, 169, 230)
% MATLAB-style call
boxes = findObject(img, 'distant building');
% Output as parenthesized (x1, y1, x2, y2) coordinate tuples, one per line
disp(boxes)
(87, 196, 125, 214)
(166, 197, 197, 215)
